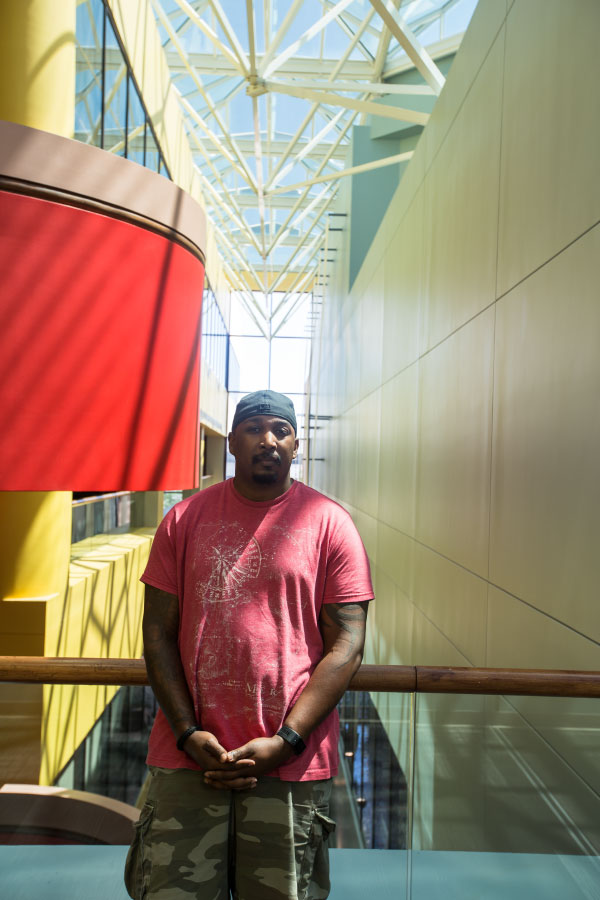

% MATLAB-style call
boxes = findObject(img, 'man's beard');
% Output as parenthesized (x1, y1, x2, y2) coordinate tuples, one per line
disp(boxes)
(252, 470, 279, 484)
(251, 453, 281, 485)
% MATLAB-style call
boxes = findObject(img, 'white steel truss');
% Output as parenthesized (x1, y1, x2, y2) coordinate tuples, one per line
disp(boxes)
(147, 0, 471, 328)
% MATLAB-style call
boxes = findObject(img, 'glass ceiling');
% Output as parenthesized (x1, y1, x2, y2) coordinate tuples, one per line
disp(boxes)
(150, 0, 477, 333)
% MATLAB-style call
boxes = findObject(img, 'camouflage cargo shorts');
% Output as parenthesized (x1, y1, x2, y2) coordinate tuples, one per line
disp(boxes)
(124, 767, 335, 900)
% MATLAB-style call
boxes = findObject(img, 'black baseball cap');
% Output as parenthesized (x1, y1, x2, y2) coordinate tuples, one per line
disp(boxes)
(231, 390, 297, 434)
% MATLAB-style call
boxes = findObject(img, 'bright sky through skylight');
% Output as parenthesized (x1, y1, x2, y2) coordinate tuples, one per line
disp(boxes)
(152, 0, 477, 343)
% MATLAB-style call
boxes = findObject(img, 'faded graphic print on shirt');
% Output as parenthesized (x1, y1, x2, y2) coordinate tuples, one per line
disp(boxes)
(189, 519, 317, 725)
(194, 522, 263, 604)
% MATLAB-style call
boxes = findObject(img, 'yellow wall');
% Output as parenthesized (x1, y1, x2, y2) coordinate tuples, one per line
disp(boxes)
(0, 493, 71, 605)
(0, 495, 71, 784)
(0, 0, 76, 646)
(40, 530, 153, 785)
(0, 526, 153, 786)
(0, 523, 153, 788)
(310, 0, 600, 852)
(0, 0, 76, 138)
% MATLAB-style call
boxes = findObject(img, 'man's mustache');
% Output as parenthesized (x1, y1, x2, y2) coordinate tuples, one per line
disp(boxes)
(253, 452, 281, 465)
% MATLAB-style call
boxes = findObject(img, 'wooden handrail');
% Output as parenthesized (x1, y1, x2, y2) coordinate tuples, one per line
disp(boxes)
(0, 658, 599, 697)
(415, 666, 600, 697)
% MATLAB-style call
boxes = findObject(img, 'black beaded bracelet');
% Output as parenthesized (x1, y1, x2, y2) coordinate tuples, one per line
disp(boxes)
(176, 725, 199, 752)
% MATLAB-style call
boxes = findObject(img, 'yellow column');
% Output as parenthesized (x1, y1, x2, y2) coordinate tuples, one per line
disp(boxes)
(0, 0, 76, 615)
(0, 1, 76, 785)
(0, 493, 72, 786)
(0, 493, 71, 605)
(0, 0, 76, 138)
(0, 0, 76, 625)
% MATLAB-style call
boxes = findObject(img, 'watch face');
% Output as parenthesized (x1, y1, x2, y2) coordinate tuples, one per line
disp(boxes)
(278, 726, 306, 755)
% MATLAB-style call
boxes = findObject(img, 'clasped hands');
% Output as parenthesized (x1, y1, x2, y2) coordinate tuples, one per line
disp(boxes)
(183, 730, 294, 790)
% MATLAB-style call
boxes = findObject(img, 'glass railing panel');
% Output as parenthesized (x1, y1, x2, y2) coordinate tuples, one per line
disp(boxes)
(410, 692, 600, 899)
(332, 689, 412, 898)
(0, 682, 155, 848)
(54, 684, 156, 807)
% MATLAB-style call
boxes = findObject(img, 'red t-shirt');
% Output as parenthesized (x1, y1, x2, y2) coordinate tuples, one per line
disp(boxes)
(141, 478, 374, 781)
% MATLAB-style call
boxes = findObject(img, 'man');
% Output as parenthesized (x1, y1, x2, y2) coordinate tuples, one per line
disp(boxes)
(125, 390, 373, 900)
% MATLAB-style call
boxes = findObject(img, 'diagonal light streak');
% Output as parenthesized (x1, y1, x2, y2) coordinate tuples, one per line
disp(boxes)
(153, 1, 252, 182)
(193, 170, 264, 287)
(271, 245, 324, 327)
(247, 0, 267, 263)
(268, 79, 435, 96)
(264, 0, 275, 298)
(210, 222, 268, 324)
(166, 0, 247, 74)
(99, 63, 127, 145)
(179, 86, 258, 193)
(368, 0, 445, 94)
(266, 108, 358, 256)
(263, 103, 321, 194)
(270, 150, 413, 195)
(265, 80, 429, 125)
(272, 273, 318, 337)
(258, 0, 306, 79)
(406, 0, 463, 37)
(183, 76, 246, 114)
(269, 109, 346, 191)
(262, 0, 356, 80)
(364, 0, 399, 125)
(252, 95, 267, 263)
(372, 0, 399, 77)
(206, 0, 251, 74)
(155, 0, 258, 192)
(186, 128, 263, 256)
(320, 0, 381, 41)
(270, 218, 331, 297)
(206, 204, 264, 298)
(332, 13, 375, 64)
(83, 0, 101, 50)
(179, 92, 242, 174)
(264, 6, 376, 193)
(273, 258, 322, 321)
(108, 121, 145, 156)
(286, 185, 330, 232)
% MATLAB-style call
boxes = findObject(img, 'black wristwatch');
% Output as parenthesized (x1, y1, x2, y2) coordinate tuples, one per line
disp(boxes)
(277, 725, 306, 756)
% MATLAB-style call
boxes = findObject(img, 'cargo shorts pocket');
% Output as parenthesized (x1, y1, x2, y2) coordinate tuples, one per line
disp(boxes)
(297, 807, 336, 900)
(124, 801, 155, 900)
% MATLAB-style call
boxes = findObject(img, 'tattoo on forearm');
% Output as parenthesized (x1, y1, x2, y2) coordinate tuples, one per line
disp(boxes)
(143, 586, 197, 730)
(321, 601, 368, 668)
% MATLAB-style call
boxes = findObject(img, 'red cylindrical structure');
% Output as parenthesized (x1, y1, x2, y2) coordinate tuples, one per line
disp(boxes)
(0, 121, 207, 490)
